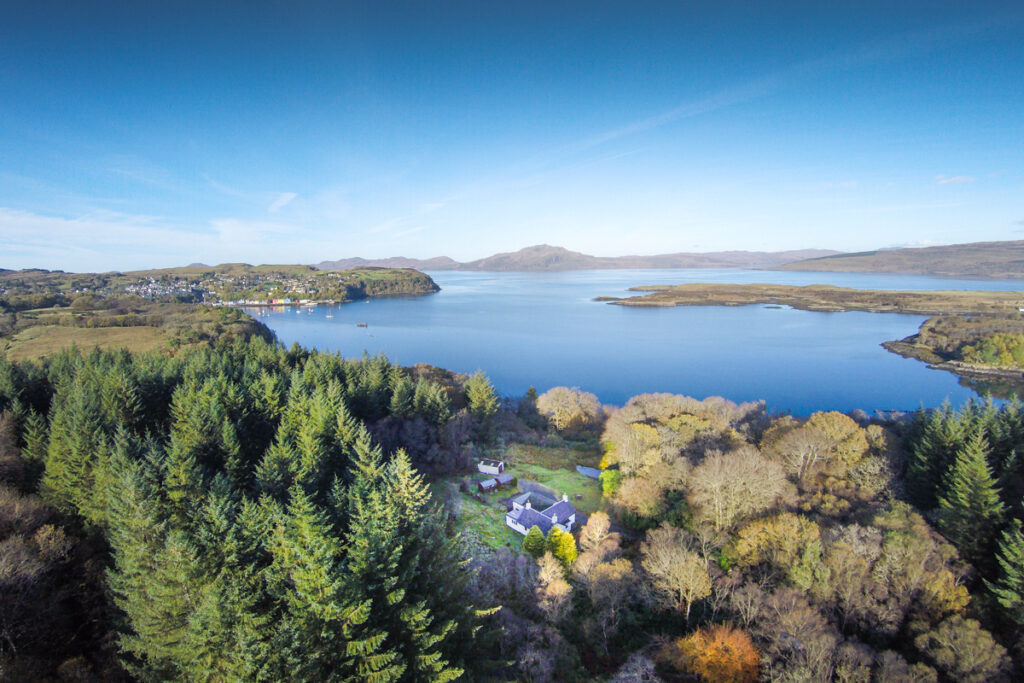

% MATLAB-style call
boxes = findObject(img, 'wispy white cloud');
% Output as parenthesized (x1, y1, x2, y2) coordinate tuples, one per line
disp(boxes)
(393, 225, 428, 239)
(819, 181, 858, 189)
(555, 19, 996, 160)
(268, 192, 297, 212)
(935, 175, 976, 185)
(0, 207, 327, 271)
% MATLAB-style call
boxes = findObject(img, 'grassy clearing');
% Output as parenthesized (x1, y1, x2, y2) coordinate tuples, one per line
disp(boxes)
(503, 441, 602, 470)
(5, 325, 167, 361)
(512, 464, 603, 514)
(431, 478, 522, 552)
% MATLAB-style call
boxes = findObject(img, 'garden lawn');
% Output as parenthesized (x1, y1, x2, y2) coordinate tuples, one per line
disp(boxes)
(512, 463, 603, 515)
(431, 478, 522, 553)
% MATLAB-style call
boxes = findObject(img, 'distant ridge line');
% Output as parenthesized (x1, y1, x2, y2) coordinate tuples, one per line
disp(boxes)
(774, 239, 1024, 279)
(314, 244, 841, 272)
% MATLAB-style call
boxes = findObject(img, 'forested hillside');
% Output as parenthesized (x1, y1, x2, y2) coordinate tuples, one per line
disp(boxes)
(0, 339, 499, 680)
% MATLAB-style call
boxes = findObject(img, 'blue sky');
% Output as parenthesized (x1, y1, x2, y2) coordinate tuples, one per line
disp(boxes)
(1, 1, 1022, 271)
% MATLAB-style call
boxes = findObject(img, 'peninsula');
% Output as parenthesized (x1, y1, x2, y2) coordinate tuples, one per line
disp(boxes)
(0, 264, 439, 361)
(604, 282, 1024, 315)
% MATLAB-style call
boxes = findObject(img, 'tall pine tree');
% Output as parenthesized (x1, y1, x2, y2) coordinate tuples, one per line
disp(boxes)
(987, 518, 1024, 625)
(936, 432, 1004, 563)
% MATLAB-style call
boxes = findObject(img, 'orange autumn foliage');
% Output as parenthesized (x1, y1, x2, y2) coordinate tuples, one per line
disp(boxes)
(668, 623, 759, 683)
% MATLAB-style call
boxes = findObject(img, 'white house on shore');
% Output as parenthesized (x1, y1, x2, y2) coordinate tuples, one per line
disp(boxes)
(505, 491, 577, 536)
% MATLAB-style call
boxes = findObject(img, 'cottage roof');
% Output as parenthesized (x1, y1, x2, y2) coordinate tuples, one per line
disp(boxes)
(544, 500, 576, 520)
(478, 478, 497, 489)
(511, 491, 556, 510)
(495, 473, 515, 485)
(480, 458, 504, 467)
(507, 507, 555, 535)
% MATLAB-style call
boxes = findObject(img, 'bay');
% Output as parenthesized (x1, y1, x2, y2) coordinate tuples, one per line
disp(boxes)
(244, 269, 1024, 414)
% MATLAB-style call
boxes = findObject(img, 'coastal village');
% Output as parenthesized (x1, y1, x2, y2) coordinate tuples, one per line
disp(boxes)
(1, 265, 436, 307)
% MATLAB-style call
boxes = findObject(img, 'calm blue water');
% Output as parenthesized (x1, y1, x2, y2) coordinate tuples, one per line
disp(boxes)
(244, 270, 1024, 414)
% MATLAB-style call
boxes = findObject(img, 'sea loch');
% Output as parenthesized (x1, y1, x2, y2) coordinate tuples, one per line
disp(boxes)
(246, 269, 1024, 414)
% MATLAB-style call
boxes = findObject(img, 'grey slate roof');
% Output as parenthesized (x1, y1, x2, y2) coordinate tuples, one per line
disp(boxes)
(511, 491, 556, 509)
(544, 500, 576, 521)
(495, 473, 515, 485)
(506, 494, 577, 535)
(507, 507, 556, 535)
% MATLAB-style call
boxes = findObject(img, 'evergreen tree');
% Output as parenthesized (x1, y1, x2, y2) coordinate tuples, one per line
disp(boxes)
(19, 409, 48, 485)
(907, 404, 965, 510)
(524, 526, 546, 558)
(265, 486, 392, 681)
(107, 451, 189, 679)
(465, 371, 499, 441)
(936, 433, 1005, 562)
(987, 518, 1024, 625)
(390, 370, 415, 418)
(413, 380, 451, 426)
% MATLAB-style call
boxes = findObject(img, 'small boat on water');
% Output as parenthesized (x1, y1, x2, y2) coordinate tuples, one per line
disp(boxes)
(325, 314, 333, 319)
(356, 322, 368, 328)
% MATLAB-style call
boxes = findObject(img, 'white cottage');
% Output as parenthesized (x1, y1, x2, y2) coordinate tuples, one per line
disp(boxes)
(505, 492, 577, 536)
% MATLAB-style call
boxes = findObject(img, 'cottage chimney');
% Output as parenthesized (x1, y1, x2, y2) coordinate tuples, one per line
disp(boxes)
(525, 501, 531, 510)
(562, 493, 568, 502)
(551, 513, 557, 523)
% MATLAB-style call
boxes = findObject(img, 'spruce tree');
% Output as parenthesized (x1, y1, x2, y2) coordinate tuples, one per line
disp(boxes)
(465, 371, 499, 441)
(389, 371, 415, 418)
(987, 518, 1024, 625)
(936, 432, 1005, 562)
(907, 405, 965, 510)
(524, 526, 546, 558)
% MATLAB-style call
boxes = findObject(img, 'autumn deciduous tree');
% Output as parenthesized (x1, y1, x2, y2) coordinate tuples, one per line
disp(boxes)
(535, 387, 601, 434)
(665, 623, 759, 683)
(687, 446, 791, 532)
(729, 512, 821, 573)
(640, 523, 710, 624)
(579, 511, 610, 553)
(763, 411, 869, 481)
(535, 552, 572, 624)
(913, 615, 1011, 683)
(582, 558, 637, 656)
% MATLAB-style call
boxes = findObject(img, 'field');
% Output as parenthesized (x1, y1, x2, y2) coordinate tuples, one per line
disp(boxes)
(1, 301, 270, 362)
(4, 324, 168, 361)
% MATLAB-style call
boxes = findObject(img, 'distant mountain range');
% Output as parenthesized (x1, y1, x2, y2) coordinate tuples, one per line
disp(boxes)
(314, 245, 841, 272)
(774, 240, 1024, 279)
